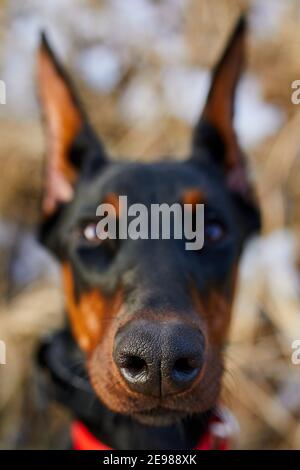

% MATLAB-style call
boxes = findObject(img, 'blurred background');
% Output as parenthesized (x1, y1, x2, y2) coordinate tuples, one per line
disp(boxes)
(0, 0, 300, 449)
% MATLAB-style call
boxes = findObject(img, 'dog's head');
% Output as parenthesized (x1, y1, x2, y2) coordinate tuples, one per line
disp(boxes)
(37, 17, 260, 426)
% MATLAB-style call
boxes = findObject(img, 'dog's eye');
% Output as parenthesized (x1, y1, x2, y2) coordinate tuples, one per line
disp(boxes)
(83, 222, 98, 241)
(77, 220, 118, 253)
(205, 220, 227, 245)
(78, 221, 103, 245)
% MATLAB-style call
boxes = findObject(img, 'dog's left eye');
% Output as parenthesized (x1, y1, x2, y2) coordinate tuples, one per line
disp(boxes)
(83, 222, 99, 242)
(204, 220, 227, 245)
(78, 221, 103, 245)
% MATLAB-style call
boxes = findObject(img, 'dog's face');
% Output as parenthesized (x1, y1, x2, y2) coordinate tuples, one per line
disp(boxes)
(38, 18, 260, 426)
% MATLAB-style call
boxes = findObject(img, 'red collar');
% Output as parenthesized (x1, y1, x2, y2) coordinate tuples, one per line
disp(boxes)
(71, 407, 238, 451)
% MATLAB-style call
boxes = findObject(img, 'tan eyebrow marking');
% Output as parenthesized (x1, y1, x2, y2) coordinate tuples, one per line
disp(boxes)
(181, 189, 206, 208)
(102, 192, 121, 218)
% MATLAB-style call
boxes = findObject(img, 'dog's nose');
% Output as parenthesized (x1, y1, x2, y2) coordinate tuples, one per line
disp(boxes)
(113, 320, 205, 397)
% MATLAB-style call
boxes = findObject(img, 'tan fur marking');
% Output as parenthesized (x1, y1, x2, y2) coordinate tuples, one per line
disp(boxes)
(182, 189, 205, 208)
(62, 263, 123, 354)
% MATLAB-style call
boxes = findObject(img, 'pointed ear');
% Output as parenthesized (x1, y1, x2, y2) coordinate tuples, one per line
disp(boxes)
(37, 33, 106, 217)
(192, 16, 250, 197)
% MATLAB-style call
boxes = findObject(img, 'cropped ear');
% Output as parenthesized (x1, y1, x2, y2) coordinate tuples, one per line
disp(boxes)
(37, 33, 106, 217)
(192, 16, 251, 198)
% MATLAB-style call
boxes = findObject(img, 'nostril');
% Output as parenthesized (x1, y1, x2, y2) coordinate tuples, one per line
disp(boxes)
(121, 355, 148, 382)
(172, 357, 201, 383)
(113, 321, 162, 397)
(174, 357, 196, 374)
(124, 355, 146, 375)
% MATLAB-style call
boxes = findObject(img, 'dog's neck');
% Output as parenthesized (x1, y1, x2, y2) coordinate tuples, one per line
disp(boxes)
(81, 406, 212, 450)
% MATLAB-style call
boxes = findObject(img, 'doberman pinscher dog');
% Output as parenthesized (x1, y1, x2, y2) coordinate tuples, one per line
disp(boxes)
(37, 16, 260, 450)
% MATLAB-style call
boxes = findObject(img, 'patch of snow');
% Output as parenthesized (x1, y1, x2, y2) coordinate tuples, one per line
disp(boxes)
(154, 34, 189, 64)
(161, 66, 210, 124)
(108, 0, 159, 47)
(119, 78, 161, 125)
(11, 230, 60, 287)
(0, 220, 17, 247)
(75, 45, 122, 93)
(235, 74, 285, 149)
(0, 220, 60, 287)
(249, 0, 288, 39)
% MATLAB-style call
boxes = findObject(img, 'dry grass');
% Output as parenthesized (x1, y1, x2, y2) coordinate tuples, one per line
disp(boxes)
(0, 0, 300, 449)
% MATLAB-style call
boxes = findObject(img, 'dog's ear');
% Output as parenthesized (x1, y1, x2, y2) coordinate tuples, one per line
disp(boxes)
(37, 33, 107, 218)
(192, 16, 250, 196)
(192, 16, 260, 236)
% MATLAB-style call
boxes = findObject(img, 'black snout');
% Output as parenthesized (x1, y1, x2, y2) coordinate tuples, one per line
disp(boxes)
(113, 320, 205, 398)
